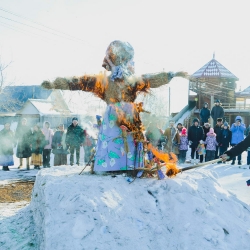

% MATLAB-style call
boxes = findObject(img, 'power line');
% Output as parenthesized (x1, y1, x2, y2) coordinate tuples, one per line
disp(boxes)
(0, 21, 60, 43)
(0, 7, 93, 47)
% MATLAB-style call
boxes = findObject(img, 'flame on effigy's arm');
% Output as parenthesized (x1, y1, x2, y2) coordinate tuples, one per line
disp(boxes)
(147, 144, 181, 178)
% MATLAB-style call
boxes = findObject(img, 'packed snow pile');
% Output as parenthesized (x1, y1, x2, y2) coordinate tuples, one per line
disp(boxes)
(28, 166, 250, 250)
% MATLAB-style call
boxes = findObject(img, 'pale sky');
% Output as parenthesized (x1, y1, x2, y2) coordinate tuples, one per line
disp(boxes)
(0, 0, 250, 92)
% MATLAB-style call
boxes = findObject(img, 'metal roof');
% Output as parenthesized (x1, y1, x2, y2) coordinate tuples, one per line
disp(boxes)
(191, 57, 239, 80)
(236, 86, 250, 97)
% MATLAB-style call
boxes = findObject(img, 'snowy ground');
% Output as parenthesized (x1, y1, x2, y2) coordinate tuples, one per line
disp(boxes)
(0, 148, 250, 249)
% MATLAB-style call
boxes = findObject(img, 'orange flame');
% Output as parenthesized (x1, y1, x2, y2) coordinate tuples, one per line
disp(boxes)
(147, 144, 181, 178)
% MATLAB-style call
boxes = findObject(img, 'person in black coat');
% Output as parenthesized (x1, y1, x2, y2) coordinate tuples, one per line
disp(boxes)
(199, 102, 210, 126)
(202, 123, 211, 141)
(211, 99, 224, 127)
(214, 118, 223, 159)
(221, 134, 250, 166)
(66, 117, 85, 166)
(188, 118, 204, 163)
(218, 122, 232, 162)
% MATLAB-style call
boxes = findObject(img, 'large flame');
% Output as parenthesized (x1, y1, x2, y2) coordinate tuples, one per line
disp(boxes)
(147, 144, 181, 178)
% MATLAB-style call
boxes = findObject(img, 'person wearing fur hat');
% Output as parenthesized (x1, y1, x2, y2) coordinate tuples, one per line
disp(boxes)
(230, 116, 246, 165)
(41, 40, 188, 172)
(188, 118, 204, 164)
(214, 118, 223, 160)
(178, 128, 188, 163)
(218, 122, 232, 163)
(211, 99, 224, 127)
(199, 102, 210, 126)
(204, 128, 218, 161)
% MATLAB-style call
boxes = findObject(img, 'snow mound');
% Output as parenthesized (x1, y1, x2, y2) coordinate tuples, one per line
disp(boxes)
(30, 166, 250, 250)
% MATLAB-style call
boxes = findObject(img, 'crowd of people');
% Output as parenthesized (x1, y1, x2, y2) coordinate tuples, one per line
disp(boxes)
(145, 101, 249, 167)
(1, 102, 249, 171)
(0, 117, 96, 171)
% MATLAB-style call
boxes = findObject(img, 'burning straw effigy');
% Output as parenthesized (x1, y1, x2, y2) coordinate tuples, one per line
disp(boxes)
(42, 40, 189, 176)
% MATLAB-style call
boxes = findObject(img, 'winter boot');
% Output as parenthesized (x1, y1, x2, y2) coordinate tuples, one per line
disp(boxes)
(231, 160, 235, 165)
(18, 158, 23, 169)
(3, 166, 10, 171)
(26, 158, 30, 170)
(238, 161, 242, 165)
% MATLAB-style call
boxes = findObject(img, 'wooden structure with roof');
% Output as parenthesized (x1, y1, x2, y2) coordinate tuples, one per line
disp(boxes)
(189, 54, 239, 109)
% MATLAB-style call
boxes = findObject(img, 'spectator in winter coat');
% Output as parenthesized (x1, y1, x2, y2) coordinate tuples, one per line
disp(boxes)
(31, 124, 46, 170)
(42, 121, 54, 168)
(52, 124, 69, 166)
(163, 120, 180, 156)
(188, 118, 204, 164)
(66, 117, 85, 166)
(0, 123, 15, 171)
(221, 134, 250, 169)
(230, 115, 246, 165)
(15, 118, 32, 170)
(178, 128, 188, 164)
(211, 99, 224, 127)
(218, 122, 232, 162)
(202, 123, 210, 141)
(199, 102, 211, 126)
(177, 123, 183, 135)
(205, 128, 218, 161)
(214, 118, 223, 159)
(245, 125, 250, 137)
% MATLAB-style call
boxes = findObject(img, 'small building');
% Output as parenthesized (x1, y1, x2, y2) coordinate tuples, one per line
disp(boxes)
(189, 54, 239, 109)
(0, 85, 52, 125)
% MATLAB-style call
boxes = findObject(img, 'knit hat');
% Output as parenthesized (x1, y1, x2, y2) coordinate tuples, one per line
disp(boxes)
(199, 140, 204, 144)
(193, 118, 199, 123)
(217, 118, 223, 122)
(181, 128, 187, 135)
(204, 122, 210, 127)
(215, 99, 220, 103)
(224, 122, 228, 127)
(72, 117, 78, 121)
(235, 115, 242, 122)
(207, 128, 216, 136)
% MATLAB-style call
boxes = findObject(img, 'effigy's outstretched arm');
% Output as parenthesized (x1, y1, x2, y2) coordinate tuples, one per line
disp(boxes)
(41, 74, 107, 99)
(141, 71, 188, 88)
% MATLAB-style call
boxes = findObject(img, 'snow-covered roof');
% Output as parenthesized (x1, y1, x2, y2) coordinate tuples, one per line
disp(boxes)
(17, 99, 69, 116)
(59, 90, 106, 116)
(236, 86, 250, 97)
(191, 57, 239, 80)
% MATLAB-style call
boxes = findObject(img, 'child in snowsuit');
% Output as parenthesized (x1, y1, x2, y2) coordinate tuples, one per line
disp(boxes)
(197, 140, 206, 163)
(205, 128, 218, 161)
(178, 128, 188, 164)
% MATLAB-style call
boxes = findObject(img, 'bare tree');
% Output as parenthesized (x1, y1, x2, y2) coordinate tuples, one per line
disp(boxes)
(0, 56, 12, 92)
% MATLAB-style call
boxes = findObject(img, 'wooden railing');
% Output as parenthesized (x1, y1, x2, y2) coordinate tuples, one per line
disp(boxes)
(222, 103, 250, 109)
